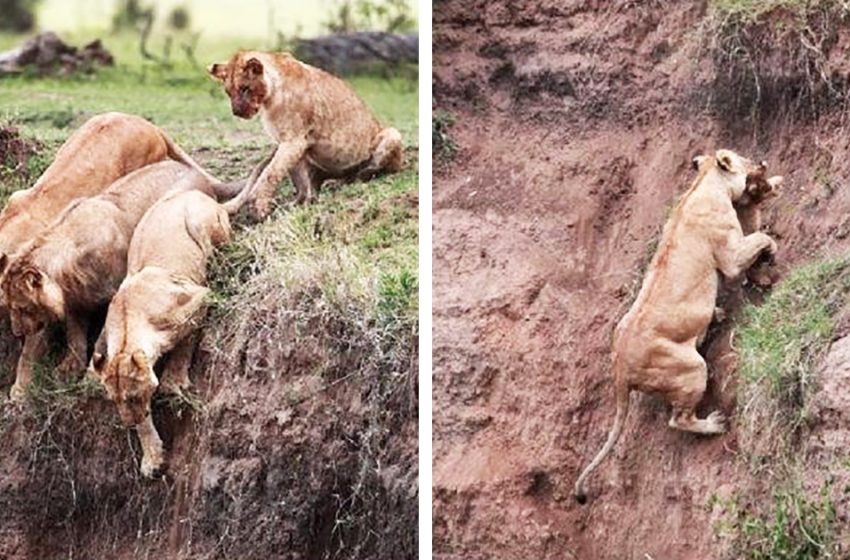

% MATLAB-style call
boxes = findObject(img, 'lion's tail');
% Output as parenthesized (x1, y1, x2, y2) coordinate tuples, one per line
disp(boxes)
(574, 376, 630, 504)
(161, 131, 247, 201)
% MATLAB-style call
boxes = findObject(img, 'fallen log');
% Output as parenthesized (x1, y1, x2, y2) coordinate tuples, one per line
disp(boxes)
(295, 31, 418, 75)
(0, 32, 114, 76)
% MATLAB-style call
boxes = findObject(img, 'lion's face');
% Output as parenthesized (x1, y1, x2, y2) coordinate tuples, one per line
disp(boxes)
(95, 351, 158, 427)
(208, 56, 268, 120)
(713, 149, 774, 202)
(3, 263, 65, 336)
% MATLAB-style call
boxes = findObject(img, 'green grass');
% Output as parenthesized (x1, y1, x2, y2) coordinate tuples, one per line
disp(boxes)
(736, 257, 850, 459)
(709, 0, 840, 21)
(432, 110, 456, 161)
(726, 258, 850, 559)
(0, 28, 419, 397)
(712, 479, 838, 560)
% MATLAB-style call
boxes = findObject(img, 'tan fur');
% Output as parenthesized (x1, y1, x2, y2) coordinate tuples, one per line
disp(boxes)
(0, 113, 168, 277)
(574, 150, 781, 502)
(91, 189, 230, 476)
(0, 112, 244, 401)
(735, 172, 782, 287)
(208, 51, 404, 218)
(2, 161, 215, 399)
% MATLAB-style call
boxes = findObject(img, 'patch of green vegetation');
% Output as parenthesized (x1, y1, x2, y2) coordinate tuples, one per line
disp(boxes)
(433, 109, 456, 161)
(725, 258, 850, 558)
(712, 479, 838, 560)
(736, 257, 850, 459)
(710, 0, 816, 18)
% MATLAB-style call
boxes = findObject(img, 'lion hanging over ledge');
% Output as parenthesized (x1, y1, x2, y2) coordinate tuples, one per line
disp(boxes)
(574, 149, 783, 503)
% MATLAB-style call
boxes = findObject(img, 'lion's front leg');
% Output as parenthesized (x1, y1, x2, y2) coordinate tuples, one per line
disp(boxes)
(249, 139, 309, 220)
(9, 330, 48, 401)
(57, 313, 89, 377)
(136, 413, 165, 478)
(716, 231, 777, 279)
(160, 335, 195, 395)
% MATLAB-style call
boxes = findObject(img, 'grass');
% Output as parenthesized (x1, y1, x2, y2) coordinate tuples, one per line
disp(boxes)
(736, 257, 850, 462)
(712, 479, 838, 560)
(725, 257, 850, 558)
(432, 109, 456, 161)
(704, 0, 850, 126)
(711, 0, 818, 18)
(0, 28, 419, 402)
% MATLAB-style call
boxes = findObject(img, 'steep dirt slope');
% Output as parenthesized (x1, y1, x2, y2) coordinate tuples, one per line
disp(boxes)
(433, 2, 850, 558)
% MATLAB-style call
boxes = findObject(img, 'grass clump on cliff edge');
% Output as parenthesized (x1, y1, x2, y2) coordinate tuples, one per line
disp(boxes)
(705, 0, 850, 124)
(204, 160, 418, 558)
(728, 257, 850, 559)
(736, 257, 850, 462)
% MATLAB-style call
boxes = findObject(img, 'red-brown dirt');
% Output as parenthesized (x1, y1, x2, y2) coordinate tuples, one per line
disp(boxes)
(433, 1, 850, 558)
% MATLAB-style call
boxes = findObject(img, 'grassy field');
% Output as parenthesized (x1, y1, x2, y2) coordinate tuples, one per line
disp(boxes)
(0, 29, 419, 375)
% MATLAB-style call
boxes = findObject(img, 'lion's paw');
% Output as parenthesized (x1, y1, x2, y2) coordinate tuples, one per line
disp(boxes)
(140, 454, 166, 479)
(705, 410, 727, 433)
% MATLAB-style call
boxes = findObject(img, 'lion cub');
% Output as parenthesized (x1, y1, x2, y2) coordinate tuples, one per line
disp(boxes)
(574, 150, 782, 503)
(2, 162, 219, 398)
(91, 189, 230, 477)
(208, 51, 404, 217)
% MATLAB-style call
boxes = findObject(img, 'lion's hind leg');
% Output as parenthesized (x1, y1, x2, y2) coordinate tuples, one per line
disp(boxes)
(357, 127, 404, 181)
(669, 409, 727, 435)
(659, 347, 727, 435)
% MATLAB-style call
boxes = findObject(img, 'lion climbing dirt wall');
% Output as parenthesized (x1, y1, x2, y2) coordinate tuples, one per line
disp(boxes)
(434, 1, 850, 558)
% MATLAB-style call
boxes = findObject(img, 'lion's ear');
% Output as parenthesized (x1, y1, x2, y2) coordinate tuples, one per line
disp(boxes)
(692, 155, 708, 171)
(23, 269, 42, 290)
(245, 57, 264, 79)
(715, 150, 734, 172)
(208, 62, 227, 82)
(0, 253, 7, 274)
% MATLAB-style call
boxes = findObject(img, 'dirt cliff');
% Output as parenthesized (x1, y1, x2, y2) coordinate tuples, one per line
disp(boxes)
(434, 1, 850, 558)
(0, 160, 419, 559)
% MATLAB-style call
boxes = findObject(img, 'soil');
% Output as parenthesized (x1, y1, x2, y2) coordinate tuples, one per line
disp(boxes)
(0, 248, 417, 557)
(433, 1, 850, 558)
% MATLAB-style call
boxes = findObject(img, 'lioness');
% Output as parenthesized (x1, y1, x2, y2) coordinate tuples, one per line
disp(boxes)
(0, 112, 234, 270)
(0, 112, 240, 400)
(573, 150, 782, 503)
(208, 50, 404, 218)
(90, 189, 230, 476)
(3, 161, 231, 399)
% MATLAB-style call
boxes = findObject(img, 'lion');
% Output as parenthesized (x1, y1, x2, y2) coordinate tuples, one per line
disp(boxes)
(0, 112, 237, 271)
(208, 50, 404, 218)
(573, 150, 782, 503)
(2, 161, 237, 400)
(0, 112, 241, 400)
(733, 162, 782, 287)
(90, 189, 230, 477)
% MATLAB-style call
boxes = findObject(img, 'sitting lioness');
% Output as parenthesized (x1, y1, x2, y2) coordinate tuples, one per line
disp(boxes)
(573, 150, 782, 503)
(90, 189, 231, 477)
(0, 112, 239, 400)
(208, 50, 404, 217)
(2, 161, 237, 398)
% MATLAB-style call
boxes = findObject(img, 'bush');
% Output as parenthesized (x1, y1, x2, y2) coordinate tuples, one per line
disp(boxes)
(324, 0, 416, 33)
